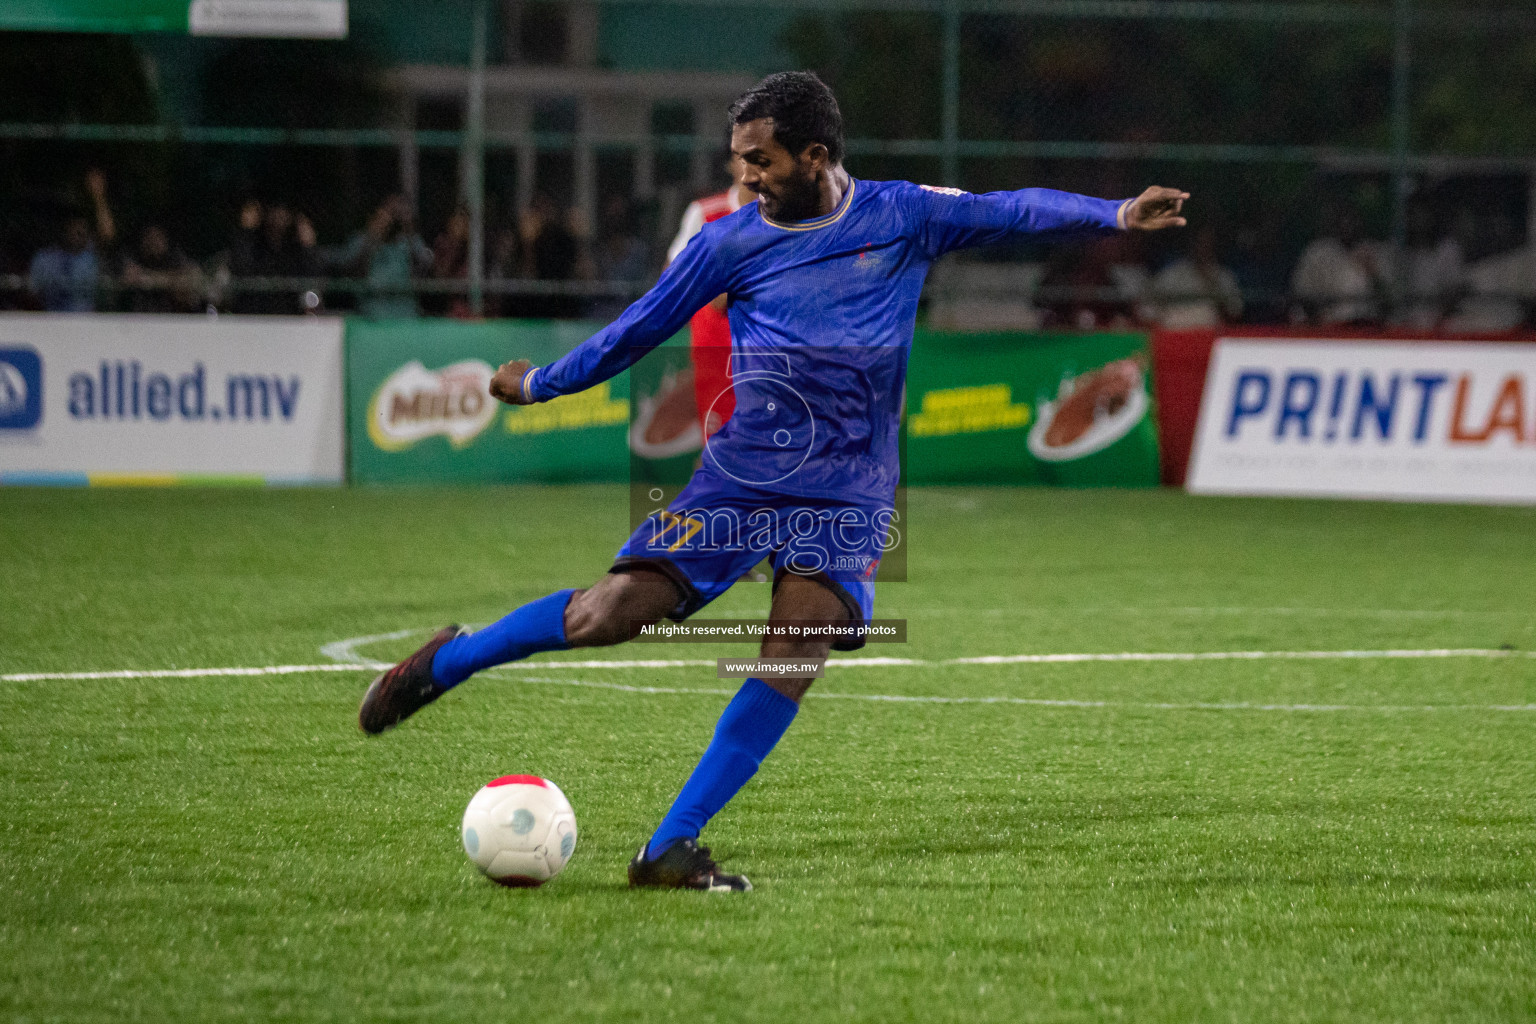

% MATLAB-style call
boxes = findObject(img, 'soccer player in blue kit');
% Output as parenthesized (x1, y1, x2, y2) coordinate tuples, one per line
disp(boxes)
(361, 72, 1188, 891)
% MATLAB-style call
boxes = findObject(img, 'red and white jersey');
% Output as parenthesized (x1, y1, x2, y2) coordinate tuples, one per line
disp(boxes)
(666, 189, 743, 264)
(668, 188, 744, 438)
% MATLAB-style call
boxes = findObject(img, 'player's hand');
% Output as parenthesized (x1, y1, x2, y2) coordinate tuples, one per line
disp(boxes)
(490, 358, 537, 405)
(1124, 186, 1189, 231)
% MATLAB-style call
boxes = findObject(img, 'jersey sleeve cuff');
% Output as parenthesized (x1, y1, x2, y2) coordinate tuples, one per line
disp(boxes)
(521, 365, 544, 403)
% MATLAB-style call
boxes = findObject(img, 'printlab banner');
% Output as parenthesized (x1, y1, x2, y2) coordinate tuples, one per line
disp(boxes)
(903, 330, 1161, 486)
(347, 319, 635, 484)
(1188, 338, 1536, 504)
(0, 314, 344, 484)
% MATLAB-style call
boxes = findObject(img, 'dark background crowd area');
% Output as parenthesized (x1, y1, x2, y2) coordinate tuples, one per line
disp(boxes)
(0, 168, 652, 320)
(6, 162, 1530, 332)
(2, 18, 1534, 330)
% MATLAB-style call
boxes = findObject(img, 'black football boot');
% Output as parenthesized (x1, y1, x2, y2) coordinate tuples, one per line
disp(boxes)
(627, 838, 752, 892)
(358, 625, 467, 734)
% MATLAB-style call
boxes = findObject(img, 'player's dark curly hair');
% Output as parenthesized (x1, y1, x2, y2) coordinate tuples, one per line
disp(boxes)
(729, 71, 845, 164)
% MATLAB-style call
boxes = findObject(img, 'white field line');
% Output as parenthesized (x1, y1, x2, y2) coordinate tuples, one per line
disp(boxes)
(951, 648, 1531, 665)
(318, 628, 419, 666)
(0, 647, 1529, 687)
(314, 629, 1532, 674)
(5, 662, 1526, 713)
(0, 664, 374, 682)
(510, 675, 1536, 713)
(8, 647, 1526, 682)
(905, 606, 1531, 619)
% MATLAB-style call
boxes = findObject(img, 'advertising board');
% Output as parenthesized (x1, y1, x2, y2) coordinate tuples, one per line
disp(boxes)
(1188, 338, 1536, 504)
(346, 322, 1164, 489)
(0, 314, 344, 484)
(903, 330, 1160, 486)
(348, 319, 634, 484)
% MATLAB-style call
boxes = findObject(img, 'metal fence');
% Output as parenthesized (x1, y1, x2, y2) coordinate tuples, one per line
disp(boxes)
(2, 0, 1534, 325)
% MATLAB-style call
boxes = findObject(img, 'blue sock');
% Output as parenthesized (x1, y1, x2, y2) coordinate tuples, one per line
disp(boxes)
(430, 589, 574, 688)
(647, 678, 799, 860)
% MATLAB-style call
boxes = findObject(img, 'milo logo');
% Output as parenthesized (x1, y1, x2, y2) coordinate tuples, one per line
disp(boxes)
(368, 359, 497, 450)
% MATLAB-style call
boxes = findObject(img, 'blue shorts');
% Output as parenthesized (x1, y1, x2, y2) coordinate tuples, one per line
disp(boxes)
(613, 468, 890, 651)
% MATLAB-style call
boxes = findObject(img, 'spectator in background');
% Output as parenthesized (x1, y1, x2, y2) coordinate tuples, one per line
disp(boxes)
(429, 205, 471, 318)
(1228, 222, 1288, 324)
(0, 236, 27, 311)
(30, 215, 99, 313)
(485, 221, 525, 318)
(337, 194, 431, 319)
(1143, 226, 1243, 328)
(229, 199, 321, 314)
(227, 198, 266, 311)
(589, 194, 649, 321)
(514, 192, 581, 319)
(1445, 209, 1530, 333)
(1390, 199, 1464, 330)
(1037, 237, 1137, 331)
(29, 168, 116, 312)
(1290, 205, 1387, 325)
(120, 223, 201, 313)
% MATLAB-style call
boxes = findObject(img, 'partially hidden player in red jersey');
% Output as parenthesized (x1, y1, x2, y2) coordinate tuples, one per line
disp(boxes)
(666, 161, 753, 439)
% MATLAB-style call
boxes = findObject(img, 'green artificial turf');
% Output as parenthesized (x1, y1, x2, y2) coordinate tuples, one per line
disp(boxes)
(1, 485, 1533, 1022)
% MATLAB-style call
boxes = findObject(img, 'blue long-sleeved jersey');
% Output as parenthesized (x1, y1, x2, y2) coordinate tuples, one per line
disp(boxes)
(525, 177, 1128, 501)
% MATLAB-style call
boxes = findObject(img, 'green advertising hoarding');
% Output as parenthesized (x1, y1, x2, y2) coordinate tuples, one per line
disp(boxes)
(903, 330, 1160, 487)
(348, 319, 636, 485)
(346, 320, 1159, 488)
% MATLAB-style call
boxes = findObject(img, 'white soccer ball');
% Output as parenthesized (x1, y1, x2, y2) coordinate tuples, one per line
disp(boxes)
(461, 775, 577, 887)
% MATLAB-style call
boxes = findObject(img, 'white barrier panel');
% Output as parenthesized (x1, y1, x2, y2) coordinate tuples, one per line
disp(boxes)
(1188, 338, 1536, 505)
(0, 314, 344, 484)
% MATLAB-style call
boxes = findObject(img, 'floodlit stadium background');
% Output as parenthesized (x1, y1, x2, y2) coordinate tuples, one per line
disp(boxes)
(2, 5, 1535, 1023)
(4, 0, 1536, 326)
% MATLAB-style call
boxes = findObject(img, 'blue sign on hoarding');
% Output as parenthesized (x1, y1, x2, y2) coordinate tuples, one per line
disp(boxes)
(0, 347, 43, 430)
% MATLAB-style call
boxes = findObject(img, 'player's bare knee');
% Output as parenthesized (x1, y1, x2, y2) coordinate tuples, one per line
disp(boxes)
(563, 586, 627, 647)
(561, 588, 602, 647)
(564, 570, 677, 647)
(770, 573, 851, 624)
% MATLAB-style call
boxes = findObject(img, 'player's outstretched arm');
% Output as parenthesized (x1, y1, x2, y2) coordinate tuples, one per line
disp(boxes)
(488, 228, 730, 407)
(1121, 186, 1189, 231)
(910, 181, 1190, 257)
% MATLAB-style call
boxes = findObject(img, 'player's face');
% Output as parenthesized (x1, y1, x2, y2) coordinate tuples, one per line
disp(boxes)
(732, 119, 823, 222)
